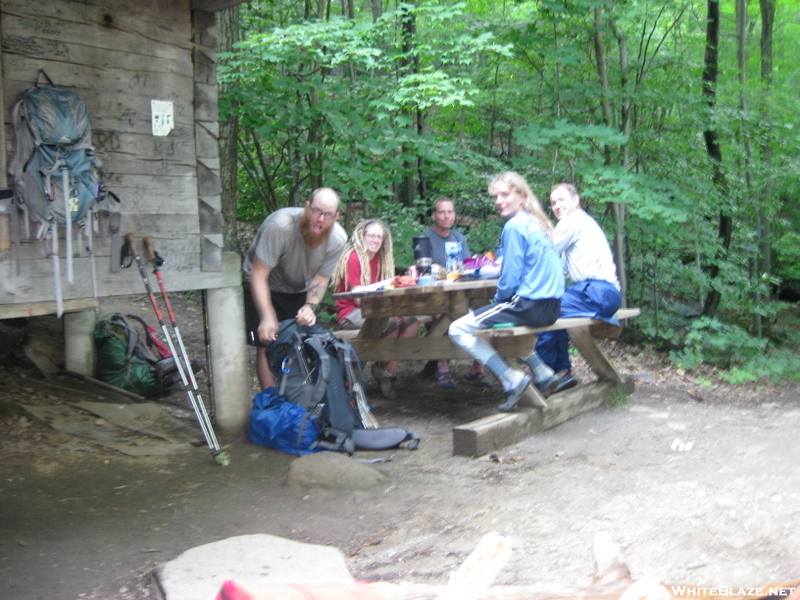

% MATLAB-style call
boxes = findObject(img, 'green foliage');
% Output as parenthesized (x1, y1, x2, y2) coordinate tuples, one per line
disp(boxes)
(605, 388, 631, 408)
(665, 316, 800, 384)
(669, 318, 768, 370)
(182, 290, 202, 305)
(224, 0, 800, 385)
(722, 347, 800, 384)
(220, 3, 511, 216)
(465, 218, 503, 256)
(365, 198, 429, 269)
(775, 232, 800, 281)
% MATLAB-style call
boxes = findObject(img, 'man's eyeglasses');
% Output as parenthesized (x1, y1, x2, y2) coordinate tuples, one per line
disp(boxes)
(309, 204, 337, 221)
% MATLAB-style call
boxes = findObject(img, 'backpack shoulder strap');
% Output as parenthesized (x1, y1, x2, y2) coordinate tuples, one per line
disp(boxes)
(301, 333, 330, 407)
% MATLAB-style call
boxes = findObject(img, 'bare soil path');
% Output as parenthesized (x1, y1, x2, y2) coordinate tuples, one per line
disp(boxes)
(1, 293, 798, 600)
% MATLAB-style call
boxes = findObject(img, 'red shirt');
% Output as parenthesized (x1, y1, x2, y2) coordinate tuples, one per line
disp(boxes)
(335, 251, 380, 323)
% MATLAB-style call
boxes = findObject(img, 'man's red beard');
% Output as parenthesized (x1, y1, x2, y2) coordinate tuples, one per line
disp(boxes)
(300, 210, 333, 249)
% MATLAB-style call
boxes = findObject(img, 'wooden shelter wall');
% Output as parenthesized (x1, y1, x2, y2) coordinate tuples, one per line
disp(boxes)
(0, 0, 236, 311)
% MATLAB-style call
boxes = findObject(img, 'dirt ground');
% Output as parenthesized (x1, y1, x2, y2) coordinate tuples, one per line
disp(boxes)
(1, 292, 799, 600)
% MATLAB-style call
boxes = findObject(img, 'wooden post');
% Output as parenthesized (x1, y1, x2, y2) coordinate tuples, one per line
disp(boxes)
(63, 309, 96, 377)
(205, 286, 250, 436)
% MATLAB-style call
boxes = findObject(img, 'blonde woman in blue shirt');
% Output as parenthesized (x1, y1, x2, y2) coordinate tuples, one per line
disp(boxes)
(449, 172, 564, 412)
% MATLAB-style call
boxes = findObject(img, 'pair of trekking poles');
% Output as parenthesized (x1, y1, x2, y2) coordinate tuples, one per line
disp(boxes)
(122, 233, 230, 466)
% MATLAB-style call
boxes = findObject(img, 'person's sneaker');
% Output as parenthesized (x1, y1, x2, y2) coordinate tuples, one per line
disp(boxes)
(498, 375, 531, 412)
(554, 372, 578, 394)
(371, 363, 397, 400)
(534, 374, 560, 399)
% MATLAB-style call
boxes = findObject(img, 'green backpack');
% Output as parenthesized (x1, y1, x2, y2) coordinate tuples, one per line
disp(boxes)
(92, 313, 173, 397)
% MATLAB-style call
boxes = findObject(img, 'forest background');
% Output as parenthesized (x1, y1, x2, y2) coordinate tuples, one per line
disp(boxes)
(214, 0, 800, 384)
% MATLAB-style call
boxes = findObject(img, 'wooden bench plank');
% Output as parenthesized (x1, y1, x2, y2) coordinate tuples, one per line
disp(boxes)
(473, 308, 641, 338)
(331, 315, 435, 341)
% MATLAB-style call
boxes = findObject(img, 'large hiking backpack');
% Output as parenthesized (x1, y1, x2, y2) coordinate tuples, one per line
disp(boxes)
(7, 71, 121, 316)
(92, 313, 183, 398)
(249, 320, 420, 454)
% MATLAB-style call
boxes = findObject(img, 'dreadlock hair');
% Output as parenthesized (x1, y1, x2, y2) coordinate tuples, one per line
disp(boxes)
(330, 219, 395, 292)
(488, 171, 555, 239)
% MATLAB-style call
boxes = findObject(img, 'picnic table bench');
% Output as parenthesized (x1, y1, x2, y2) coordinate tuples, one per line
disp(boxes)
(332, 279, 640, 456)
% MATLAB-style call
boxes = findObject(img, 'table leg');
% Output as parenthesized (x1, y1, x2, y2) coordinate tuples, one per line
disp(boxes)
(424, 314, 452, 338)
(357, 317, 389, 340)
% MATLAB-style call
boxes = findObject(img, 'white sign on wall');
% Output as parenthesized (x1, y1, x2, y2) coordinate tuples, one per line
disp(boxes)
(151, 100, 174, 136)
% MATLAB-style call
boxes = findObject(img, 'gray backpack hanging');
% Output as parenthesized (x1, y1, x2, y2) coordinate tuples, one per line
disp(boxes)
(7, 71, 121, 316)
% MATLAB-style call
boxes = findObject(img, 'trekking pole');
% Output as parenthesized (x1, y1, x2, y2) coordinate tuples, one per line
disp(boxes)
(141, 236, 230, 466)
(122, 233, 229, 466)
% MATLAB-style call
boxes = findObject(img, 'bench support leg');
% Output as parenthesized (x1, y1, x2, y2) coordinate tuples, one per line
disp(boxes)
(568, 326, 622, 384)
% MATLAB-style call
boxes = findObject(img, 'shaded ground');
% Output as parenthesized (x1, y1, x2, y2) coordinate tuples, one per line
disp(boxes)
(1, 293, 799, 600)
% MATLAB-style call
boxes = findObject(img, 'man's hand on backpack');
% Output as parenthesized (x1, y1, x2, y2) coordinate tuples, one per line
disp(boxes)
(296, 303, 317, 327)
(258, 316, 279, 343)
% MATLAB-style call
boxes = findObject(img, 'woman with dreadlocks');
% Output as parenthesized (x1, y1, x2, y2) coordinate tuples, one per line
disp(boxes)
(331, 219, 420, 399)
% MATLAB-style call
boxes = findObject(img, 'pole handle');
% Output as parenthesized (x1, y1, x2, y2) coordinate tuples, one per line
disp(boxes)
(143, 236, 157, 263)
(123, 232, 138, 257)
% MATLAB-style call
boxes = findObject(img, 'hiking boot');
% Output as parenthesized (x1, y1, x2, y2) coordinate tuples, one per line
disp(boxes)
(498, 375, 531, 412)
(534, 374, 560, 399)
(372, 363, 397, 400)
(554, 372, 579, 394)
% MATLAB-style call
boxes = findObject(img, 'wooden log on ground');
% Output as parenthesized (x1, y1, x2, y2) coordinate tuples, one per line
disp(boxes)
(452, 376, 634, 457)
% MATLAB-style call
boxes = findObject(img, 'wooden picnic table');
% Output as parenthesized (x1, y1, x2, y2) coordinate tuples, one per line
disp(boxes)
(334, 278, 640, 457)
(333, 278, 531, 362)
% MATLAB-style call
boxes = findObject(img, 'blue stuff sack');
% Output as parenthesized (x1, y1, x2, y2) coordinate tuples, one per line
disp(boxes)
(248, 387, 321, 455)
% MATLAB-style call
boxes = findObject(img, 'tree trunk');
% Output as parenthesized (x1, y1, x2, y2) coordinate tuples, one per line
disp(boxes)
(216, 5, 241, 254)
(734, 0, 759, 334)
(370, 0, 382, 21)
(594, 9, 628, 307)
(610, 16, 630, 307)
(397, 3, 421, 207)
(758, 0, 775, 322)
(700, 0, 732, 319)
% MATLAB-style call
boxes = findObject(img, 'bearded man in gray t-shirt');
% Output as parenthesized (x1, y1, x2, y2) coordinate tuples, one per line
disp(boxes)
(243, 188, 347, 389)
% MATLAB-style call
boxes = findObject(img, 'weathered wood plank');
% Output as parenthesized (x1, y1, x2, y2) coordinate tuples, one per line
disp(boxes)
(1, 31, 193, 79)
(3, 85, 195, 132)
(3, 57, 194, 105)
(195, 122, 220, 160)
(199, 199, 223, 233)
(360, 285, 493, 319)
(342, 334, 538, 362)
(452, 377, 634, 457)
(0, 297, 98, 319)
(103, 175, 201, 214)
(0, 249, 242, 304)
(7, 227, 201, 262)
(192, 0, 249, 12)
(473, 308, 641, 338)
(3, 0, 192, 55)
(4, 89, 196, 135)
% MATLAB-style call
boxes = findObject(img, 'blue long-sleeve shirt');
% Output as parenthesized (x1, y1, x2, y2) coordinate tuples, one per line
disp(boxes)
(494, 210, 564, 303)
